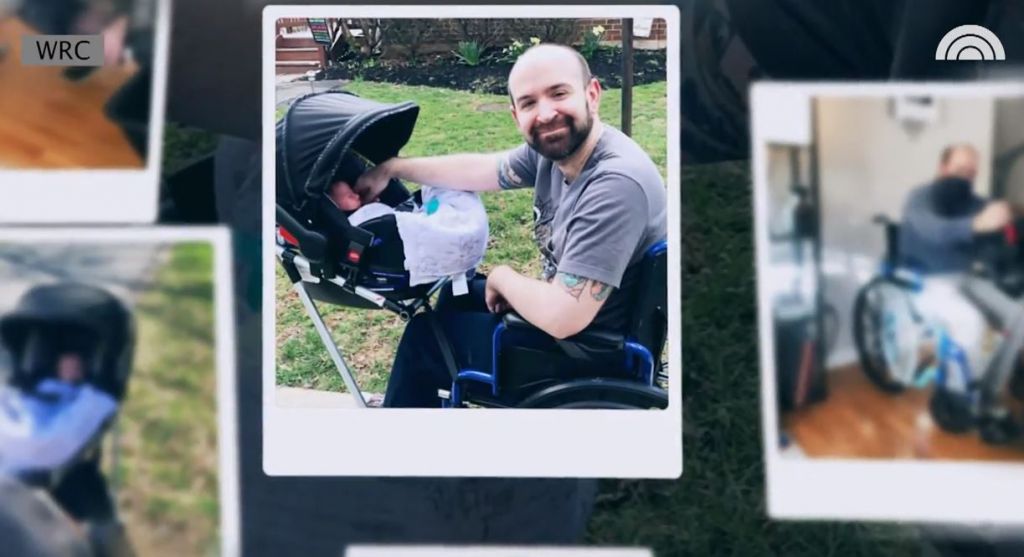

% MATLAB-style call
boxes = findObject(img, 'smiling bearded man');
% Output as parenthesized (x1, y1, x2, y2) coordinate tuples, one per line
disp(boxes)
(356, 43, 668, 408)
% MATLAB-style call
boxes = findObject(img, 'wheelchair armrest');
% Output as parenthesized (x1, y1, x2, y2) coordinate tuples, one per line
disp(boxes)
(501, 312, 625, 349)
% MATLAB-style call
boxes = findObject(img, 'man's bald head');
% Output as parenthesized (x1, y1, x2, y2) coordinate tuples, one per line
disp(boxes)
(508, 44, 592, 101)
(939, 143, 980, 181)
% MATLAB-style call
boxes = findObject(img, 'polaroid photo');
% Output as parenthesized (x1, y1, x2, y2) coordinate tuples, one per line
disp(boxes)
(754, 82, 1024, 523)
(0, 0, 171, 223)
(345, 547, 652, 557)
(262, 5, 681, 477)
(0, 227, 238, 555)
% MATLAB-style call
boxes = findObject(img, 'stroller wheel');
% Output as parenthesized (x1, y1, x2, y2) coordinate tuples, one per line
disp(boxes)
(929, 388, 975, 434)
(978, 412, 1022, 445)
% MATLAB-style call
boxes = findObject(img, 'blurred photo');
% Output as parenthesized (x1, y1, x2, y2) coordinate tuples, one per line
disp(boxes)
(0, 237, 227, 556)
(0, 0, 158, 169)
(763, 91, 1024, 462)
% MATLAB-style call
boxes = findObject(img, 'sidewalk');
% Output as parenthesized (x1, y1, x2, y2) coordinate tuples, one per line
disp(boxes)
(275, 386, 383, 409)
(0, 244, 165, 311)
(275, 78, 349, 110)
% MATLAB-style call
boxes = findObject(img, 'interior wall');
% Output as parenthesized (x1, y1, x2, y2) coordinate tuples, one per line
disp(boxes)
(814, 96, 996, 367)
(995, 98, 1024, 205)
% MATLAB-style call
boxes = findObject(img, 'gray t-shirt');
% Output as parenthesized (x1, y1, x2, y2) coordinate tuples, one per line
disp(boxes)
(899, 181, 986, 274)
(499, 125, 667, 331)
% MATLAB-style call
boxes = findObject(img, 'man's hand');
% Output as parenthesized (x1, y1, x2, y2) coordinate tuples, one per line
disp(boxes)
(485, 266, 512, 314)
(484, 265, 612, 339)
(973, 200, 1013, 233)
(354, 159, 395, 203)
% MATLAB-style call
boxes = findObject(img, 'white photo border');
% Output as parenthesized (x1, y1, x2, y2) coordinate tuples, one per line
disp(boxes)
(0, 0, 171, 224)
(345, 547, 653, 557)
(0, 226, 240, 553)
(262, 5, 682, 478)
(753, 81, 1024, 524)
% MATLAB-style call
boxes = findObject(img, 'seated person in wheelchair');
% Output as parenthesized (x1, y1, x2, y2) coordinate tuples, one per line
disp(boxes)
(355, 44, 667, 408)
(898, 143, 1015, 376)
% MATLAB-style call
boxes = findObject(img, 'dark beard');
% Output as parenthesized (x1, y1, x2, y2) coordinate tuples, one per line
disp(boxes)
(528, 111, 592, 161)
(931, 176, 974, 217)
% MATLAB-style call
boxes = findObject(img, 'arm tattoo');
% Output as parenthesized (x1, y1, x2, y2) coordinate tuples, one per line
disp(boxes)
(590, 280, 612, 302)
(557, 273, 612, 302)
(558, 272, 587, 300)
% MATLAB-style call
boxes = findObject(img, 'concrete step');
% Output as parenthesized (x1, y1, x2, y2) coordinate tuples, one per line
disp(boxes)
(278, 36, 319, 49)
(277, 48, 322, 62)
(275, 60, 320, 68)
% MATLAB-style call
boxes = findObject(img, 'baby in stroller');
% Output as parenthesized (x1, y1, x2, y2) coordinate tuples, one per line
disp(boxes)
(0, 282, 135, 555)
(278, 91, 489, 299)
(327, 179, 395, 227)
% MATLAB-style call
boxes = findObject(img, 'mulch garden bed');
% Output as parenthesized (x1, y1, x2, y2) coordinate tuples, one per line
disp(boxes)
(315, 47, 666, 95)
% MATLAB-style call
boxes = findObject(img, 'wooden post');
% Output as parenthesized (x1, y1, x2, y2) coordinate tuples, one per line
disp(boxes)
(621, 19, 634, 137)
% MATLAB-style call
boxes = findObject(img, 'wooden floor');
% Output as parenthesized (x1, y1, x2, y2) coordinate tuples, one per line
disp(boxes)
(783, 365, 1024, 461)
(0, 17, 142, 169)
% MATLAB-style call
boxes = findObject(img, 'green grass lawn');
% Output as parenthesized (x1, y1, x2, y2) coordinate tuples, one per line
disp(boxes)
(275, 80, 668, 394)
(114, 243, 219, 556)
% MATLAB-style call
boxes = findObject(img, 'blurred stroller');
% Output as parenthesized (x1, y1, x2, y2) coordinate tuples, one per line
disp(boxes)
(276, 91, 668, 409)
(0, 283, 136, 556)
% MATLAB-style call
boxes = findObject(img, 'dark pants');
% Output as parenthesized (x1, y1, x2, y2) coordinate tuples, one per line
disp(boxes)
(384, 276, 501, 408)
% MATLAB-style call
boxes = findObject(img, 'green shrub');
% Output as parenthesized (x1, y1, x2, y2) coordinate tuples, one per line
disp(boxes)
(501, 36, 541, 63)
(453, 41, 483, 66)
(580, 25, 605, 60)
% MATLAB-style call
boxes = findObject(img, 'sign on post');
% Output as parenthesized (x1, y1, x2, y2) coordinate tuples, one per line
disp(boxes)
(308, 18, 333, 45)
(633, 18, 654, 38)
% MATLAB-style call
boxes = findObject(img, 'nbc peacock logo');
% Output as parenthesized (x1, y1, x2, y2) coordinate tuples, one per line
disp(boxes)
(935, 24, 1006, 61)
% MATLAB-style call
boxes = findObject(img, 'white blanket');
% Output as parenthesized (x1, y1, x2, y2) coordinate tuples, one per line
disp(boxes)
(0, 380, 117, 474)
(394, 187, 489, 291)
(348, 187, 489, 293)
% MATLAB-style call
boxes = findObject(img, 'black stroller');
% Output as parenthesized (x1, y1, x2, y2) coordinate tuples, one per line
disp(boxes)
(276, 91, 669, 409)
(0, 283, 136, 556)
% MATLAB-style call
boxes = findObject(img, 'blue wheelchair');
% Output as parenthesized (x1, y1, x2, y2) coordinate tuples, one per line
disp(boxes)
(853, 214, 1024, 443)
(275, 91, 668, 409)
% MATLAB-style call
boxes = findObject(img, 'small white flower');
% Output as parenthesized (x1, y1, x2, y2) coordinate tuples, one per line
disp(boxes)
(530, 37, 541, 45)
(593, 25, 605, 35)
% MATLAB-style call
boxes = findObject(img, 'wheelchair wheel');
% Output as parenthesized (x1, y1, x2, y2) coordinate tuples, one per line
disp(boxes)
(853, 277, 913, 393)
(1011, 361, 1024, 401)
(929, 388, 974, 434)
(516, 378, 668, 409)
(978, 412, 1022, 445)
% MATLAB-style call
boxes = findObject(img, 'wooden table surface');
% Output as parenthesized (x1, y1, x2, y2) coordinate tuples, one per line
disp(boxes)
(0, 16, 143, 169)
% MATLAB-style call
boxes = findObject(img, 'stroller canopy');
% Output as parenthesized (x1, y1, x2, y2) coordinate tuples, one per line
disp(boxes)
(276, 91, 419, 215)
(0, 284, 135, 401)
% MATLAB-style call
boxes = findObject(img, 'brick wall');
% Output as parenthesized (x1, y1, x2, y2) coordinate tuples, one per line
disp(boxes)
(274, 17, 667, 48)
(582, 17, 667, 42)
(401, 18, 666, 45)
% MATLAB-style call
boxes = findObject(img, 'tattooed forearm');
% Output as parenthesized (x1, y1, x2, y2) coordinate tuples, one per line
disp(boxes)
(557, 272, 612, 302)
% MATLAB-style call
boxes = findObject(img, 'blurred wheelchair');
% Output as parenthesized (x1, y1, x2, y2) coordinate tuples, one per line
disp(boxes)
(853, 214, 1024, 444)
